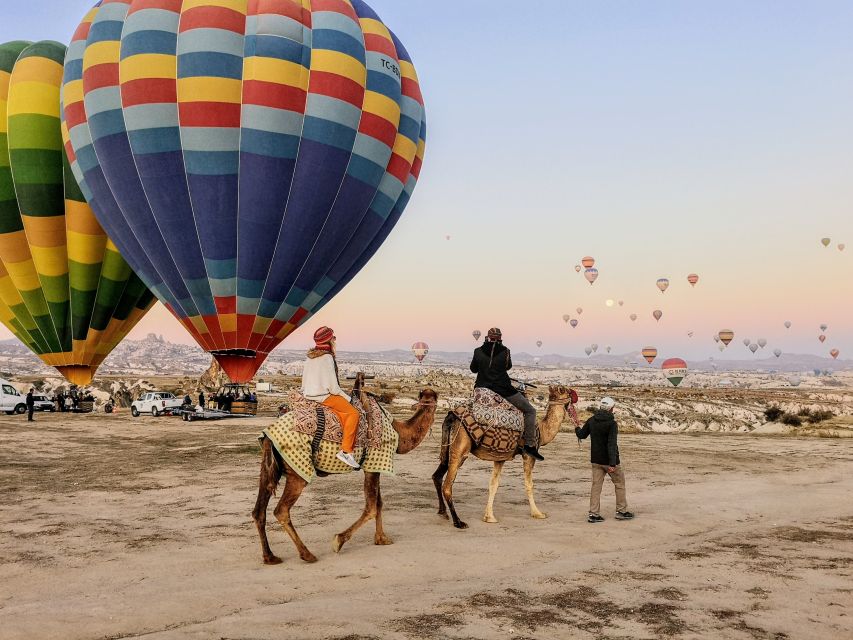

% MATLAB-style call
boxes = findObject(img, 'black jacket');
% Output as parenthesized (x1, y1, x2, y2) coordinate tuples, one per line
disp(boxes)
(26, 392, 34, 407)
(575, 410, 620, 466)
(470, 341, 516, 398)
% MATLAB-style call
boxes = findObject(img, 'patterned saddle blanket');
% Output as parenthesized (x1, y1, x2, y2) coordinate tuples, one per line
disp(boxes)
(453, 388, 527, 456)
(281, 390, 384, 450)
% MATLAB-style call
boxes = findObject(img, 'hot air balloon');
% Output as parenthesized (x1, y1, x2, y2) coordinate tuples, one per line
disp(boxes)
(445, 235, 451, 241)
(641, 347, 658, 364)
(606, 346, 612, 354)
(749, 343, 759, 353)
(576, 307, 584, 315)
(411, 341, 429, 363)
(742, 338, 750, 347)
(533, 356, 541, 365)
(656, 278, 669, 293)
(713, 335, 721, 343)
(584, 268, 599, 285)
(784, 321, 792, 329)
(839, 244, 846, 252)
(830, 349, 839, 360)
(788, 376, 801, 387)
(819, 335, 826, 344)
(820, 324, 828, 332)
(591, 343, 599, 353)
(718, 330, 734, 346)
(662, 358, 687, 387)
(0, 40, 154, 386)
(718, 344, 726, 352)
(62, 0, 427, 383)
(574, 265, 581, 273)
(562, 314, 570, 323)
(773, 348, 782, 358)
(687, 331, 694, 338)
(687, 273, 699, 287)
(472, 330, 481, 341)
(653, 310, 663, 322)
(536, 340, 543, 348)
(570, 319, 579, 329)
(629, 313, 638, 322)
(584, 347, 592, 357)
(618, 300, 624, 306)
(581, 256, 595, 268)
(758, 338, 767, 348)
(821, 238, 831, 248)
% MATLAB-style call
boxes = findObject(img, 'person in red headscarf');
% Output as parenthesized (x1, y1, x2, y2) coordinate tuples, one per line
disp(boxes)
(301, 327, 361, 469)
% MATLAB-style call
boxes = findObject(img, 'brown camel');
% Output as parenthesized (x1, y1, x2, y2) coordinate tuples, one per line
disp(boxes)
(432, 385, 575, 529)
(253, 374, 438, 565)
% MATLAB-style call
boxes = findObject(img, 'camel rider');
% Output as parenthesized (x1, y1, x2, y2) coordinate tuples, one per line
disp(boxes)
(470, 328, 543, 461)
(301, 327, 361, 469)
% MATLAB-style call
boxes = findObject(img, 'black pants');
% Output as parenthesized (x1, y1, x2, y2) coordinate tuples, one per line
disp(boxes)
(504, 392, 538, 447)
(27, 407, 34, 421)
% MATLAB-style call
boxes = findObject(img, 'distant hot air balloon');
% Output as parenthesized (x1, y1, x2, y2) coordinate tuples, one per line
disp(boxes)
(63, 0, 427, 383)
(0, 40, 154, 386)
(773, 348, 782, 358)
(687, 331, 694, 338)
(653, 310, 663, 322)
(830, 349, 839, 360)
(618, 300, 624, 306)
(788, 376, 801, 387)
(536, 340, 543, 348)
(784, 321, 792, 329)
(839, 244, 846, 252)
(641, 347, 658, 364)
(718, 344, 726, 352)
(533, 356, 541, 365)
(570, 319, 579, 328)
(584, 347, 592, 357)
(758, 338, 767, 348)
(445, 235, 451, 241)
(562, 314, 570, 323)
(630, 314, 638, 322)
(574, 265, 582, 273)
(581, 256, 595, 269)
(576, 307, 584, 315)
(687, 274, 699, 287)
(819, 335, 826, 344)
(821, 238, 831, 248)
(472, 330, 481, 341)
(662, 358, 688, 387)
(591, 344, 599, 353)
(820, 324, 828, 332)
(749, 343, 759, 354)
(718, 330, 734, 346)
(656, 278, 670, 293)
(411, 342, 429, 363)
(606, 346, 612, 354)
(584, 268, 599, 285)
(713, 335, 721, 343)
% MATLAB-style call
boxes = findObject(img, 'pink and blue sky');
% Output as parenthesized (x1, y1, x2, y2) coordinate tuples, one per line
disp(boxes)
(1, 0, 850, 361)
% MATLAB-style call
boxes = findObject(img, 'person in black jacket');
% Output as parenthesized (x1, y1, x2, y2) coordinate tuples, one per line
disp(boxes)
(26, 388, 35, 422)
(471, 327, 543, 461)
(575, 397, 633, 522)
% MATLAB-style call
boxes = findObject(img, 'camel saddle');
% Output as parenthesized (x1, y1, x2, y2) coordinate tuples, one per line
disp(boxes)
(281, 390, 384, 451)
(453, 388, 527, 456)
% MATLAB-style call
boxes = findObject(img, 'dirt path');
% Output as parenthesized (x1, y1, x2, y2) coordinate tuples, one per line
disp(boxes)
(1, 413, 851, 639)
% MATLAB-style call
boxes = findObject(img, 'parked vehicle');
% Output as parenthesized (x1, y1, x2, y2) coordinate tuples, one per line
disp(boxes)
(31, 394, 55, 412)
(0, 380, 27, 415)
(131, 392, 184, 417)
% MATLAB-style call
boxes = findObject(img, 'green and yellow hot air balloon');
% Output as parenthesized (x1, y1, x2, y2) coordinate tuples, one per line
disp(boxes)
(0, 40, 154, 386)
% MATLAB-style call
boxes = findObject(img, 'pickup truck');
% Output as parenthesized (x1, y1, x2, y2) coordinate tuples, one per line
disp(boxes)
(131, 392, 184, 417)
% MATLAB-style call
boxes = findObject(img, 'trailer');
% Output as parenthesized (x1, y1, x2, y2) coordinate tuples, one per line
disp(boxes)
(178, 407, 255, 422)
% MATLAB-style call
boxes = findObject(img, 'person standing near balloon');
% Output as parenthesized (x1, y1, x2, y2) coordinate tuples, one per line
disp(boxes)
(470, 328, 543, 461)
(301, 328, 361, 469)
(26, 388, 35, 422)
(575, 397, 634, 523)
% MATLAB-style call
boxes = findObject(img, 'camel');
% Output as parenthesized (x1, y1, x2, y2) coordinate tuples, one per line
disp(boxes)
(253, 373, 438, 565)
(432, 385, 576, 529)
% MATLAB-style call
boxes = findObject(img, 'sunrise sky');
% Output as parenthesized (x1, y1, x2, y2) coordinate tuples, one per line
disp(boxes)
(1, 0, 850, 361)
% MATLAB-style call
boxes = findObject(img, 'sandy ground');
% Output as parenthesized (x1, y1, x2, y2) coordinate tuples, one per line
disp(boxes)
(1, 410, 851, 640)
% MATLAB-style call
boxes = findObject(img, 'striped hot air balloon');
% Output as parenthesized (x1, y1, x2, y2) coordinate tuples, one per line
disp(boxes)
(641, 347, 658, 365)
(653, 309, 663, 321)
(570, 319, 579, 328)
(656, 278, 669, 293)
(584, 268, 599, 285)
(662, 358, 687, 387)
(472, 330, 481, 341)
(0, 40, 153, 386)
(687, 273, 699, 287)
(62, 0, 426, 383)
(411, 341, 428, 362)
(718, 330, 734, 346)
(581, 256, 595, 268)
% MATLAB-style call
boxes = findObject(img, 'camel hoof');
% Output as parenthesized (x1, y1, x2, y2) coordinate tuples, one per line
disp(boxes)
(301, 552, 318, 563)
(454, 521, 469, 530)
(263, 555, 283, 566)
(483, 515, 498, 524)
(532, 511, 548, 520)
(374, 535, 394, 546)
(332, 534, 345, 553)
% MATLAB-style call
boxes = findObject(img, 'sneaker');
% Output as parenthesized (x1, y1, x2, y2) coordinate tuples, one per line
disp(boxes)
(588, 514, 605, 523)
(523, 446, 544, 462)
(336, 451, 361, 469)
(615, 511, 634, 520)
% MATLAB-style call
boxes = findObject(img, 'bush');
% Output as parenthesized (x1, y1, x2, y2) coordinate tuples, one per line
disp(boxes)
(807, 410, 834, 424)
(764, 406, 784, 422)
(796, 408, 812, 417)
(780, 413, 802, 427)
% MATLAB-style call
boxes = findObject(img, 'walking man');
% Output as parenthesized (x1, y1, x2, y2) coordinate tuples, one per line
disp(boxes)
(575, 397, 634, 523)
(26, 388, 35, 422)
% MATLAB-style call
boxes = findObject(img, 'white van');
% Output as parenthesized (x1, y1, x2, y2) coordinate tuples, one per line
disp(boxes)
(0, 380, 27, 415)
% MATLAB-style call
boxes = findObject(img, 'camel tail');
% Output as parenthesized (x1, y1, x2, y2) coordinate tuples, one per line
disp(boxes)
(260, 436, 283, 496)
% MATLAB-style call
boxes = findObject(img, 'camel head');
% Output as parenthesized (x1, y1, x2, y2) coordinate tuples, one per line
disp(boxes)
(396, 388, 438, 455)
(416, 388, 438, 407)
(548, 385, 577, 408)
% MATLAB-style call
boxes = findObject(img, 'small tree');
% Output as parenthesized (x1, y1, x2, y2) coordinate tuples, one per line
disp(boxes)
(764, 406, 784, 422)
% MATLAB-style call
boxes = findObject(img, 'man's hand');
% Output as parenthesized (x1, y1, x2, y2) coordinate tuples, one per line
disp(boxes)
(607, 466, 617, 473)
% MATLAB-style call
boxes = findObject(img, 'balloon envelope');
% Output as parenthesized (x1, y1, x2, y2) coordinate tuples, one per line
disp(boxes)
(839, 244, 846, 252)
(758, 338, 767, 348)
(820, 324, 828, 332)
(411, 341, 429, 362)
(784, 321, 792, 329)
(472, 330, 481, 341)
(830, 349, 839, 359)
(819, 335, 826, 344)
(584, 268, 599, 284)
(687, 273, 699, 287)
(641, 347, 658, 364)
(718, 330, 734, 346)
(536, 340, 543, 348)
(570, 319, 579, 328)
(773, 348, 782, 358)
(584, 347, 592, 356)
(0, 40, 154, 386)
(62, 0, 426, 383)
(653, 310, 663, 321)
(749, 343, 759, 353)
(662, 357, 687, 387)
(821, 238, 831, 247)
(574, 265, 581, 273)
(581, 256, 595, 268)
(656, 278, 669, 293)
(576, 307, 584, 315)
(630, 314, 637, 321)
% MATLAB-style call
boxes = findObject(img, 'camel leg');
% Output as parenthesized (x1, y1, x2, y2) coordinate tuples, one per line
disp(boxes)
(442, 432, 472, 529)
(373, 481, 393, 546)
(333, 472, 381, 553)
(524, 455, 547, 519)
(252, 438, 283, 565)
(432, 415, 454, 518)
(272, 465, 317, 563)
(483, 461, 505, 523)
